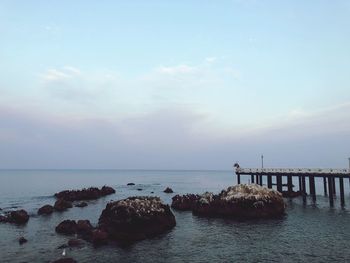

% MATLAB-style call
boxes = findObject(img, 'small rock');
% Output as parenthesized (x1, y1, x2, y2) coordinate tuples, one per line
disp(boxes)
(163, 187, 174, 193)
(54, 199, 73, 212)
(76, 220, 93, 237)
(1, 210, 30, 224)
(137, 188, 143, 191)
(55, 186, 115, 202)
(150, 192, 154, 194)
(75, 202, 88, 208)
(55, 220, 77, 235)
(19, 237, 27, 245)
(127, 183, 135, 186)
(52, 258, 77, 263)
(57, 244, 68, 249)
(38, 205, 54, 215)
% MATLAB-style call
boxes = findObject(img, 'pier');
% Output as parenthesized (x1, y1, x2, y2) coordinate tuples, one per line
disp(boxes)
(234, 164, 350, 206)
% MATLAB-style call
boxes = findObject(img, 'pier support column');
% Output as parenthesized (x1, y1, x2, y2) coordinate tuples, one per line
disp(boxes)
(323, 177, 328, 196)
(259, 175, 263, 186)
(332, 178, 336, 195)
(340, 177, 345, 206)
(251, 175, 254, 184)
(276, 176, 282, 192)
(309, 176, 316, 201)
(302, 175, 306, 203)
(287, 175, 293, 194)
(298, 176, 302, 192)
(267, 175, 272, 188)
(256, 175, 259, 185)
(328, 176, 334, 206)
(237, 173, 241, 185)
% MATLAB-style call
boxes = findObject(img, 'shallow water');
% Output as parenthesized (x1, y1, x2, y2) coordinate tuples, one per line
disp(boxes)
(0, 170, 350, 262)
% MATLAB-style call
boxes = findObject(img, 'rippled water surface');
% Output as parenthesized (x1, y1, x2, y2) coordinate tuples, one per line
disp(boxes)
(1, 170, 350, 262)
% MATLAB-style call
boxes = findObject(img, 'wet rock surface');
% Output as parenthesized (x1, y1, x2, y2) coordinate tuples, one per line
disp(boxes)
(0, 209, 29, 224)
(38, 204, 54, 215)
(171, 194, 200, 210)
(55, 220, 77, 235)
(171, 184, 285, 219)
(98, 196, 176, 242)
(54, 186, 115, 202)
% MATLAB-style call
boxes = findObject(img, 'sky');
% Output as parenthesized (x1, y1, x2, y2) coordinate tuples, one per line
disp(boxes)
(0, 0, 350, 169)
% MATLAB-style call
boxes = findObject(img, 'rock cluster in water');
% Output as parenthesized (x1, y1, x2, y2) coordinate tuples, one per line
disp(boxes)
(54, 186, 115, 201)
(0, 209, 29, 224)
(98, 196, 176, 242)
(172, 184, 285, 219)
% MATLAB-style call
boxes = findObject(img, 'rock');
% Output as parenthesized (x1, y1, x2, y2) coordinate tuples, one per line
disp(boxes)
(55, 220, 77, 235)
(171, 194, 200, 210)
(192, 184, 285, 219)
(98, 196, 176, 242)
(150, 192, 154, 194)
(19, 237, 27, 245)
(54, 186, 115, 202)
(91, 229, 109, 246)
(0, 210, 29, 224)
(137, 188, 143, 191)
(52, 258, 77, 263)
(76, 220, 93, 238)
(127, 183, 135, 186)
(68, 238, 83, 247)
(163, 187, 174, 193)
(54, 199, 73, 212)
(75, 202, 88, 208)
(38, 204, 54, 215)
(57, 244, 68, 249)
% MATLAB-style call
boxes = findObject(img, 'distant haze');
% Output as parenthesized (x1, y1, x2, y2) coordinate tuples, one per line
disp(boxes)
(0, 1, 349, 169)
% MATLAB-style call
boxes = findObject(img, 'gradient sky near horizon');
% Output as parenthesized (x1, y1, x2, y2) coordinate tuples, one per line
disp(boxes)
(0, 0, 350, 169)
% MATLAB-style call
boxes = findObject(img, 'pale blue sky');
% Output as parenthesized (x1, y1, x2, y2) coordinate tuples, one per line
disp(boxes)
(0, 1, 349, 169)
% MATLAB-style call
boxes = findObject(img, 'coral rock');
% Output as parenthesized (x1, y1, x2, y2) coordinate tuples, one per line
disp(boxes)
(171, 194, 200, 210)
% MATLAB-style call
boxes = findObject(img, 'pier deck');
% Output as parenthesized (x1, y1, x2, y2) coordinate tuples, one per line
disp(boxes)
(234, 165, 350, 206)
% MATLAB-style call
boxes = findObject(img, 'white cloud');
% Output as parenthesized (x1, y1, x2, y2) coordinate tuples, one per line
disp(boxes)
(156, 64, 197, 74)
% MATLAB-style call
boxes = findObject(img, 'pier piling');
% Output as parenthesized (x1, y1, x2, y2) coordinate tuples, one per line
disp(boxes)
(323, 177, 328, 196)
(340, 177, 345, 206)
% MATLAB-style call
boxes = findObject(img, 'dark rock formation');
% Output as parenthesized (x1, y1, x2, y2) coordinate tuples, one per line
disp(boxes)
(192, 184, 285, 219)
(0, 209, 29, 224)
(54, 186, 115, 202)
(91, 229, 109, 246)
(137, 188, 143, 191)
(19, 237, 27, 245)
(38, 204, 54, 215)
(127, 183, 135, 186)
(54, 199, 73, 212)
(52, 258, 77, 263)
(163, 187, 174, 193)
(98, 196, 176, 242)
(55, 220, 77, 235)
(171, 194, 200, 210)
(75, 202, 88, 208)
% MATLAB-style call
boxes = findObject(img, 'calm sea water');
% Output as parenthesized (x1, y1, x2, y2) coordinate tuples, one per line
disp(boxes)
(0, 169, 350, 263)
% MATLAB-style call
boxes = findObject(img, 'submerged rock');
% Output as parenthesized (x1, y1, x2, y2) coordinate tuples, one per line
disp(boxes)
(171, 194, 200, 210)
(193, 184, 285, 219)
(0, 209, 29, 224)
(68, 238, 84, 247)
(76, 220, 93, 238)
(163, 187, 174, 193)
(54, 199, 73, 212)
(54, 186, 115, 202)
(98, 196, 176, 242)
(127, 183, 135, 186)
(282, 190, 303, 198)
(38, 204, 54, 215)
(19, 236, 27, 245)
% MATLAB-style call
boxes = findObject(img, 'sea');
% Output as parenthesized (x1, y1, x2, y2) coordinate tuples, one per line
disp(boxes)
(0, 169, 350, 263)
